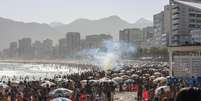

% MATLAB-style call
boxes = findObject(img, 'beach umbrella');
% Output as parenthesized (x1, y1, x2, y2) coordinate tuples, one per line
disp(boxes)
(149, 76, 156, 80)
(120, 70, 125, 73)
(124, 79, 135, 84)
(99, 78, 118, 85)
(80, 79, 97, 85)
(131, 74, 139, 78)
(121, 75, 129, 80)
(119, 73, 125, 76)
(87, 76, 94, 80)
(88, 80, 98, 85)
(63, 79, 74, 84)
(143, 74, 150, 77)
(99, 77, 110, 81)
(112, 68, 120, 73)
(11, 80, 20, 86)
(130, 69, 135, 72)
(11, 80, 20, 84)
(80, 80, 87, 84)
(80, 80, 88, 87)
(126, 71, 131, 74)
(153, 69, 157, 71)
(155, 86, 170, 95)
(142, 76, 146, 80)
(136, 70, 141, 74)
(112, 77, 123, 83)
(153, 77, 167, 83)
(107, 80, 118, 85)
(0, 83, 9, 89)
(111, 73, 118, 77)
(49, 88, 73, 97)
(166, 76, 177, 84)
(55, 78, 63, 82)
(41, 81, 56, 87)
(154, 72, 161, 76)
(51, 97, 72, 101)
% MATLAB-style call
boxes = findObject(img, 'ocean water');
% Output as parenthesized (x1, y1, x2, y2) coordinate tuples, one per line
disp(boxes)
(0, 62, 91, 81)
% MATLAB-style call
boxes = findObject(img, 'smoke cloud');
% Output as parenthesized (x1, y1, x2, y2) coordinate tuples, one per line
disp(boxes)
(79, 40, 136, 70)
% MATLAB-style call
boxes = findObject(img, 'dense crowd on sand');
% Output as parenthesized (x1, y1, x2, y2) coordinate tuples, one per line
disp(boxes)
(0, 62, 201, 101)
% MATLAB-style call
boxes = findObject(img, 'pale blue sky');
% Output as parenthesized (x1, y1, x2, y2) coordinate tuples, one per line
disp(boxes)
(0, 0, 169, 24)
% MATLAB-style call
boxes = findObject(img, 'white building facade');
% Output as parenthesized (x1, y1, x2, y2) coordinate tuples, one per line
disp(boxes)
(191, 30, 201, 43)
(169, 0, 201, 77)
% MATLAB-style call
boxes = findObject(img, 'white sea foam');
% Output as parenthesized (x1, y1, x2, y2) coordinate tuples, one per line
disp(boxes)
(0, 63, 91, 81)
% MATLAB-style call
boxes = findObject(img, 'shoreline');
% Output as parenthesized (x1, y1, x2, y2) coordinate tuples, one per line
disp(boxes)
(0, 59, 143, 65)
(0, 59, 85, 65)
(0, 59, 166, 66)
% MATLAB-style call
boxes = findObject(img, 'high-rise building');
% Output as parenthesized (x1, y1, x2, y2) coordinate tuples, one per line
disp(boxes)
(9, 41, 18, 58)
(153, 7, 172, 47)
(32, 41, 43, 58)
(0, 51, 2, 59)
(42, 39, 53, 59)
(1, 48, 9, 58)
(153, 11, 169, 47)
(142, 27, 154, 48)
(119, 28, 143, 47)
(170, 0, 201, 45)
(164, 5, 172, 35)
(66, 32, 81, 57)
(168, 0, 201, 77)
(52, 45, 60, 59)
(85, 34, 113, 49)
(18, 38, 32, 58)
(142, 26, 154, 40)
(154, 5, 172, 37)
(59, 38, 67, 58)
(179, 0, 201, 3)
(80, 39, 87, 50)
(164, 5, 172, 45)
(191, 30, 201, 43)
(32, 39, 54, 59)
(43, 39, 53, 48)
(154, 12, 165, 36)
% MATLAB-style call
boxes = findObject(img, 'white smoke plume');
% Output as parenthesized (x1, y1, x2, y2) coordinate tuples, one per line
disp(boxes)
(79, 40, 136, 70)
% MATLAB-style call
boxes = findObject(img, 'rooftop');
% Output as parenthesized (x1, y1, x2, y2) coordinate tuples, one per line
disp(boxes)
(174, 0, 201, 10)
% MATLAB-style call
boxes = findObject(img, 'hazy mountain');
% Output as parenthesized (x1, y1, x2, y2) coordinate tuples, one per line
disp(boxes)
(0, 16, 152, 50)
(54, 16, 153, 38)
(54, 16, 128, 38)
(0, 17, 62, 50)
(49, 22, 65, 27)
(133, 18, 153, 28)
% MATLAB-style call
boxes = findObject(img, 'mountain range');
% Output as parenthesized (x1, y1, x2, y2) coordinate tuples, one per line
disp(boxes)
(0, 16, 152, 50)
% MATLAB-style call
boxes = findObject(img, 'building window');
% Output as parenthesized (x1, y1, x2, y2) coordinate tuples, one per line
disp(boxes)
(189, 13, 196, 17)
(190, 19, 196, 23)
(196, 14, 201, 17)
(189, 24, 196, 28)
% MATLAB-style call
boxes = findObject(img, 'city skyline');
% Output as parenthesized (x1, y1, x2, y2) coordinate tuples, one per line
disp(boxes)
(1, 0, 201, 60)
(1, 1, 201, 101)
(0, 0, 169, 24)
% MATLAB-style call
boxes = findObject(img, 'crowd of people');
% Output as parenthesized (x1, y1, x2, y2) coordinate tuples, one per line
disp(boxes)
(0, 62, 200, 101)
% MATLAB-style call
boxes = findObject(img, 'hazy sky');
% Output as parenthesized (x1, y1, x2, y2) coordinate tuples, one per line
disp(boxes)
(0, 0, 169, 24)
